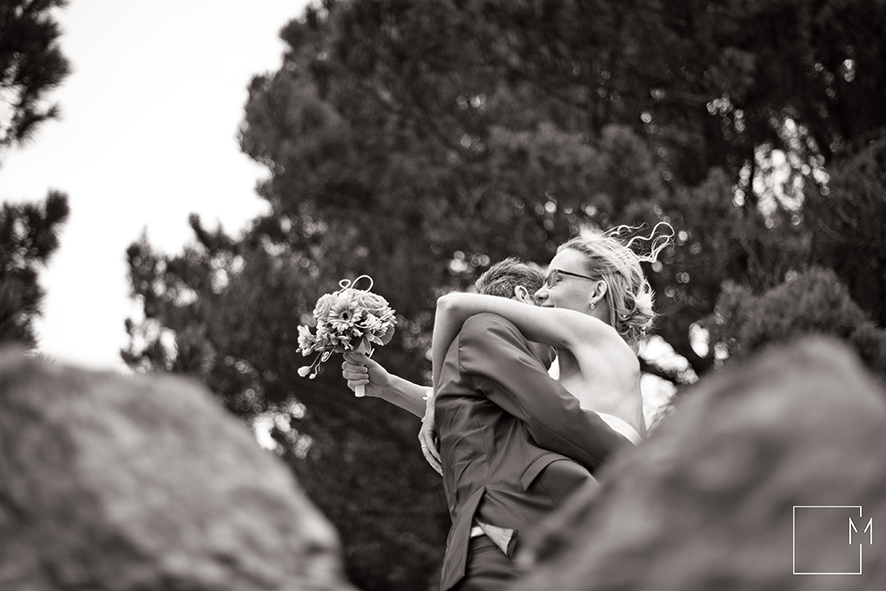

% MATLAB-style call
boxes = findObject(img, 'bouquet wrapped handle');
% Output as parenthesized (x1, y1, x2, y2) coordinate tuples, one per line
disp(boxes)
(353, 338, 373, 398)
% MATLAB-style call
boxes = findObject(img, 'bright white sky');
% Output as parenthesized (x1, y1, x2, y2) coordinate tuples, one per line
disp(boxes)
(0, 0, 310, 371)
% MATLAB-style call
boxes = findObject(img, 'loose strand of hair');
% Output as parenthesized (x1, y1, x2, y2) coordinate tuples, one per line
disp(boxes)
(610, 221, 675, 264)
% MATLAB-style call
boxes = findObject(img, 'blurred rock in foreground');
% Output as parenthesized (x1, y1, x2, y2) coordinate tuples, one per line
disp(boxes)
(513, 337, 886, 590)
(0, 349, 355, 591)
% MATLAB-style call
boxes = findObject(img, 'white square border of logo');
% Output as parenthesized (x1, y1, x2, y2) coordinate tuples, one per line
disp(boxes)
(793, 505, 863, 575)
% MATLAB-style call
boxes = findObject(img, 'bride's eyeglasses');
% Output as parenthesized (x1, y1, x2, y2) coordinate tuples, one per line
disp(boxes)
(543, 268, 596, 288)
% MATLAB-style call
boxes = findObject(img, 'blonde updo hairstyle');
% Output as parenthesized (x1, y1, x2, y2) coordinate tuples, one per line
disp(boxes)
(558, 223, 672, 351)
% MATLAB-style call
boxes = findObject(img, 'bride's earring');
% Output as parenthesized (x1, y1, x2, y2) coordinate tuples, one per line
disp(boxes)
(590, 302, 596, 310)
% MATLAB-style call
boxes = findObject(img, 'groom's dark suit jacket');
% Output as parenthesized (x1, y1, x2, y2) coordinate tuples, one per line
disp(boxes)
(435, 313, 632, 591)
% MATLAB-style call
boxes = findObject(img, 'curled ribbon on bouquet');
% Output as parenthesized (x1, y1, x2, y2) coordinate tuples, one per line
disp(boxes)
(338, 275, 374, 292)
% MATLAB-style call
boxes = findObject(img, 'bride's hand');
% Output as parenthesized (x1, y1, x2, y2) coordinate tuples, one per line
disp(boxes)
(340, 352, 390, 398)
(418, 395, 442, 475)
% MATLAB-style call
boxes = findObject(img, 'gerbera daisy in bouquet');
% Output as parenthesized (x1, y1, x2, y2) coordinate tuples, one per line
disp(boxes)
(297, 275, 396, 396)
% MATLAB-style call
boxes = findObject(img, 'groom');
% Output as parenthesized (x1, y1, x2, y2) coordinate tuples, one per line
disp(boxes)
(341, 259, 631, 591)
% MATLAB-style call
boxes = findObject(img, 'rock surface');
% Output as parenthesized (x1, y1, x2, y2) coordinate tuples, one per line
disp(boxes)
(0, 349, 355, 591)
(513, 337, 886, 590)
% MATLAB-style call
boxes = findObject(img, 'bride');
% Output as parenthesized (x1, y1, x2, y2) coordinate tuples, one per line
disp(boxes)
(418, 226, 669, 469)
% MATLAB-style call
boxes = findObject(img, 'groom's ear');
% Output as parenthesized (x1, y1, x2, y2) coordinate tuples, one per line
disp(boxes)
(513, 285, 532, 304)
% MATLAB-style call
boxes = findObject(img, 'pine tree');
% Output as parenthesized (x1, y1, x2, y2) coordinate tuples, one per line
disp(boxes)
(0, 0, 71, 348)
(0, 190, 69, 347)
(0, 0, 71, 155)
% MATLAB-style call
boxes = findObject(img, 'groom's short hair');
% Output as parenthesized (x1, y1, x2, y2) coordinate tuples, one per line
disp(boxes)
(475, 257, 545, 298)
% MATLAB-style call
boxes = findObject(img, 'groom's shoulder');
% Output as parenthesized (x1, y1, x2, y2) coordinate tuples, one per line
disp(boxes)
(461, 313, 521, 341)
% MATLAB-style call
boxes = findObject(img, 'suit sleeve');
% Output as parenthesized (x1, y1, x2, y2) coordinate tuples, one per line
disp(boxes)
(457, 313, 630, 471)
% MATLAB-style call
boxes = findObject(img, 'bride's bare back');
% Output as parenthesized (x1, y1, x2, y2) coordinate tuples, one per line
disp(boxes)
(554, 326, 645, 435)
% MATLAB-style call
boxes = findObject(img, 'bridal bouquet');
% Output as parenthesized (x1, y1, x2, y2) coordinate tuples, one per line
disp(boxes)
(297, 275, 396, 396)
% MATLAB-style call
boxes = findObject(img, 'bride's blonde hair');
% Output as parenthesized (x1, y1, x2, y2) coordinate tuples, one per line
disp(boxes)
(558, 222, 672, 349)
